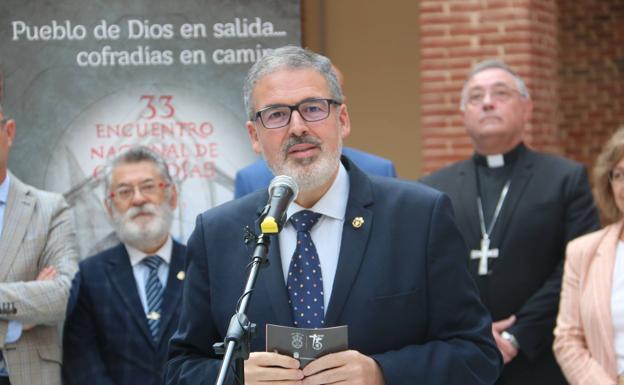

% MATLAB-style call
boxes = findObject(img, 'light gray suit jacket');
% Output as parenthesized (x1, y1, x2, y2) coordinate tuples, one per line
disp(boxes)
(0, 172, 78, 385)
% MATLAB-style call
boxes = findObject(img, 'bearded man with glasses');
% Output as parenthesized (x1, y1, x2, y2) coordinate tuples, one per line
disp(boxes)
(63, 146, 186, 385)
(422, 59, 600, 385)
(232, 64, 396, 200)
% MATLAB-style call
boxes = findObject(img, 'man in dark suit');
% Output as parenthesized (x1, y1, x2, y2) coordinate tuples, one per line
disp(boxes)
(234, 147, 396, 198)
(63, 146, 186, 385)
(165, 46, 501, 385)
(421, 60, 600, 385)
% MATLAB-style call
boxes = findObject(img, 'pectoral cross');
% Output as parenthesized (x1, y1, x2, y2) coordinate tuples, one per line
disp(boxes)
(470, 237, 499, 275)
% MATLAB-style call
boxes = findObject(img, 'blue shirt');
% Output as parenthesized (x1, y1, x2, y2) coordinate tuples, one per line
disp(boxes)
(0, 173, 10, 235)
(0, 174, 22, 376)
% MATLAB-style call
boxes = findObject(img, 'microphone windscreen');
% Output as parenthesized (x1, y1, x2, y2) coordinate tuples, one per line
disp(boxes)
(268, 175, 299, 200)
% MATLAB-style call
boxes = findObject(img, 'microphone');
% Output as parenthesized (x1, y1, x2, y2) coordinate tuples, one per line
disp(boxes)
(260, 175, 299, 234)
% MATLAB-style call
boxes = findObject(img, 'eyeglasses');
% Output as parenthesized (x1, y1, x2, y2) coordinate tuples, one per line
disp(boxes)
(609, 169, 624, 186)
(465, 85, 521, 106)
(109, 180, 169, 202)
(254, 98, 341, 129)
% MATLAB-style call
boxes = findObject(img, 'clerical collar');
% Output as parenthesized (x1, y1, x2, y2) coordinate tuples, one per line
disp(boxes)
(473, 143, 525, 168)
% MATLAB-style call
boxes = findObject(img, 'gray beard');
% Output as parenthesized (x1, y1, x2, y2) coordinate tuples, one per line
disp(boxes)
(267, 136, 342, 194)
(110, 201, 173, 252)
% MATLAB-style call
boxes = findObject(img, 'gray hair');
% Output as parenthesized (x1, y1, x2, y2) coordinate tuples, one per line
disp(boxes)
(460, 59, 531, 111)
(243, 45, 344, 119)
(104, 146, 172, 195)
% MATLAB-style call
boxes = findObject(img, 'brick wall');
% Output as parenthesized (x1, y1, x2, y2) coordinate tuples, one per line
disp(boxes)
(558, 0, 624, 170)
(419, 0, 560, 174)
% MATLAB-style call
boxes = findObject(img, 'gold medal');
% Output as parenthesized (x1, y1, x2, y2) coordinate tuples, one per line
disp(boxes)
(352, 217, 364, 229)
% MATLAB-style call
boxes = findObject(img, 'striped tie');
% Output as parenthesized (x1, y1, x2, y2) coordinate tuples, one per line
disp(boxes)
(142, 255, 165, 340)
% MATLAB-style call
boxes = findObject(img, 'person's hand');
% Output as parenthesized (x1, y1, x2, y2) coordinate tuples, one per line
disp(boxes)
(23, 267, 58, 331)
(244, 351, 303, 385)
(35, 266, 57, 281)
(301, 350, 385, 385)
(492, 315, 518, 364)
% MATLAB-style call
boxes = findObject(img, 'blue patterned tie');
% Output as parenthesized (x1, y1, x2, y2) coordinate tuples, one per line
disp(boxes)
(142, 255, 165, 340)
(287, 210, 324, 328)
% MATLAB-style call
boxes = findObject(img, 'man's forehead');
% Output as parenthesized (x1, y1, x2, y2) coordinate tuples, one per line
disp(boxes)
(252, 68, 330, 105)
(111, 161, 161, 184)
(467, 68, 516, 89)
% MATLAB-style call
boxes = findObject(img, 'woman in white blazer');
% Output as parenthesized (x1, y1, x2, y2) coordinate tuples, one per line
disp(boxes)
(554, 127, 624, 385)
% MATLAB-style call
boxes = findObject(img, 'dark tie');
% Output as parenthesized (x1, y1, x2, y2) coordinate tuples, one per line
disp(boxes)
(142, 255, 165, 340)
(286, 210, 324, 328)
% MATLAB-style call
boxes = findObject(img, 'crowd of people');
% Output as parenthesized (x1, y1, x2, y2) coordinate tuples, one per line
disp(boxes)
(0, 45, 622, 385)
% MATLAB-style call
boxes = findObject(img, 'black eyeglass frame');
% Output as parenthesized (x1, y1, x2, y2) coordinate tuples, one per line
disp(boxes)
(254, 98, 342, 129)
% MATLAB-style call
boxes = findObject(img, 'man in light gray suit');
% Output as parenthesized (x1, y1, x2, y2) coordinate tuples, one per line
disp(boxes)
(0, 101, 78, 385)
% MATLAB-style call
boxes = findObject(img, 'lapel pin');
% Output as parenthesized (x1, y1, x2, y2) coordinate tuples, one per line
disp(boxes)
(352, 217, 364, 229)
(177, 271, 185, 280)
(147, 311, 161, 320)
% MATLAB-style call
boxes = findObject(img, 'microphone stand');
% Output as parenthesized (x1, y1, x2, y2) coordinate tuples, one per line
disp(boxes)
(213, 206, 273, 385)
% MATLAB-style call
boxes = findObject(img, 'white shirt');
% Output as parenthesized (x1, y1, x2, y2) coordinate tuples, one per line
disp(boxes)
(279, 164, 350, 314)
(612, 240, 624, 373)
(125, 236, 172, 314)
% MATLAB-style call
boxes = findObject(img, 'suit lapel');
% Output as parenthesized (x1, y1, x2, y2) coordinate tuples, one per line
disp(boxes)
(0, 175, 35, 281)
(324, 162, 374, 326)
(591, 222, 621, 373)
(263, 235, 294, 326)
(455, 161, 481, 244)
(106, 245, 156, 348)
(158, 241, 185, 344)
(257, 198, 294, 326)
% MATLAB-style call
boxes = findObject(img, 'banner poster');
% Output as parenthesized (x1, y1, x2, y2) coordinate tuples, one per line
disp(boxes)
(0, 0, 300, 257)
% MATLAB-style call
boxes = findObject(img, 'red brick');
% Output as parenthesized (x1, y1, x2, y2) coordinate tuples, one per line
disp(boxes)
(421, 72, 449, 82)
(420, 13, 472, 25)
(479, 10, 530, 23)
(421, 58, 474, 71)
(421, 104, 459, 115)
(449, 25, 499, 36)
(420, 82, 463, 94)
(419, 2, 445, 14)
(487, 0, 526, 10)
(421, 36, 472, 49)
(448, 46, 500, 59)
(421, 48, 449, 60)
(420, 93, 447, 104)
(419, 25, 449, 38)
(449, 2, 485, 12)
(480, 34, 531, 45)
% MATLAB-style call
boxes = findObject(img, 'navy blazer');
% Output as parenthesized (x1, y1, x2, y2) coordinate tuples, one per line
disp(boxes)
(165, 158, 502, 385)
(234, 146, 397, 198)
(63, 241, 187, 385)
